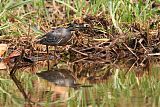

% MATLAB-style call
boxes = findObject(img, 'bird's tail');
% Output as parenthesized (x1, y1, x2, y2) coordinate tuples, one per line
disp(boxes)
(34, 34, 46, 44)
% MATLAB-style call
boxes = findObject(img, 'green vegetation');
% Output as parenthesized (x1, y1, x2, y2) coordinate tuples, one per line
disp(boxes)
(0, 0, 159, 37)
(0, 67, 160, 106)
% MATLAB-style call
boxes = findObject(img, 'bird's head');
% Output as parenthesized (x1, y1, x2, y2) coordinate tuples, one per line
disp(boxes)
(67, 23, 90, 31)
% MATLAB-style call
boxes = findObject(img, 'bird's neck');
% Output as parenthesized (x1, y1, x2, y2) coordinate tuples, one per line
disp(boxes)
(67, 26, 75, 31)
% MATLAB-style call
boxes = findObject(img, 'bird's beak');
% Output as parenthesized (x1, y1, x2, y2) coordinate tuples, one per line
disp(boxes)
(74, 24, 90, 29)
(67, 23, 90, 31)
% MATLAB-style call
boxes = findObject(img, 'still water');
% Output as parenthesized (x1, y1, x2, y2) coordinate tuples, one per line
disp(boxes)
(0, 58, 160, 107)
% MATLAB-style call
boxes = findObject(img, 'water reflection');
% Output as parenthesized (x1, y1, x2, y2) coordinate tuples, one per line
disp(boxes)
(37, 69, 77, 87)
(3, 48, 157, 107)
(10, 75, 34, 107)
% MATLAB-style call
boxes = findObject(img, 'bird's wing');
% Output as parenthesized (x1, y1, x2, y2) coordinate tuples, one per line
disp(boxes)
(52, 28, 66, 44)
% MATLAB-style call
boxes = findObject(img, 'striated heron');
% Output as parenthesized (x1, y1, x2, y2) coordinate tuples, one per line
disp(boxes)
(36, 23, 89, 53)
(36, 23, 89, 70)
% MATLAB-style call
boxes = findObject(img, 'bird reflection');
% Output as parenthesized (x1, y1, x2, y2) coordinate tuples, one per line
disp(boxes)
(37, 68, 77, 87)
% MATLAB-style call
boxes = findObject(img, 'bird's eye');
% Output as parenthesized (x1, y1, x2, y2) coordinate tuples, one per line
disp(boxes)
(84, 24, 90, 27)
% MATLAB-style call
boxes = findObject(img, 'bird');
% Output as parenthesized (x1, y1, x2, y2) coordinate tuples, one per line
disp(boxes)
(36, 69, 77, 87)
(37, 68, 93, 88)
(36, 23, 89, 70)
(36, 23, 89, 47)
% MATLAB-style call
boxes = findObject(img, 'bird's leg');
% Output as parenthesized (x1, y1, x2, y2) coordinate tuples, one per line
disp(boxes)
(46, 45, 50, 71)
(54, 46, 57, 58)
(53, 45, 60, 69)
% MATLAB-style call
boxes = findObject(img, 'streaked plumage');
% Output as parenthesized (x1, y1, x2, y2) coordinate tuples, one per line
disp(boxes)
(37, 27, 74, 46)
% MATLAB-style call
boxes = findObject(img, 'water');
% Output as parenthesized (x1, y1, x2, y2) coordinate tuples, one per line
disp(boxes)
(0, 58, 160, 107)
